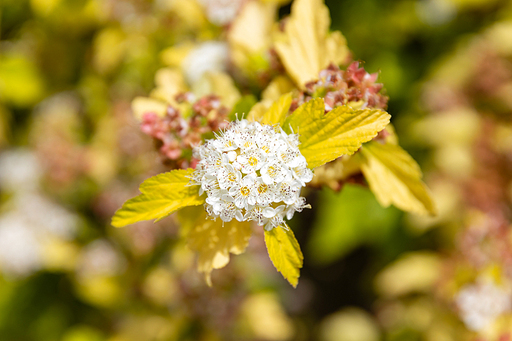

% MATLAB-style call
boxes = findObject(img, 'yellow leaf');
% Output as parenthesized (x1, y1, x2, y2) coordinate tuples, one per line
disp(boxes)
(92, 27, 126, 75)
(261, 92, 293, 126)
(186, 209, 252, 285)
(111, 169, 204, 227)
(149, 68, 188, 105)
(160, 43, 195, 68)
(131, 96, 167, 120)
(264, 226, 303, 287)
(261, 76, 296, 101)
(192, 71, 241, 108)
(229, 1, 276, 73)
(246, 77, 295, 123)
(247, 101, 269, 122)
(0, 55, 45, 107)
(360, 141, 437, 215)
(284, 98, 391, 169)
(273, 0, 350, 87)
(375, 252, 441, 297)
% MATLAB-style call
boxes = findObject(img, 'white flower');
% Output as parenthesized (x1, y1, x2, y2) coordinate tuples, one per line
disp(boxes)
(285, 197, 311, 220)
(455, 280, 512, 331)
(198, 0, 244, 26)
(191, 119, 313, 229)
(277, 180, 301, 205)
(260, 158, 291, 185)
(217, 164, 242, 189)
(229, 175, 257, 209)
(78, 240, 125, 279)
(237, 148, 265, 174)
(292, 163, 314, 186)
(0, 149, 41, 192)
(254, 178, 275, 206)
(183, 41, 229, 84)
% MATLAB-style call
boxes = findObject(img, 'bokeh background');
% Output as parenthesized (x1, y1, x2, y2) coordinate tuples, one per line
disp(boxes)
(1, 0, 512, 340)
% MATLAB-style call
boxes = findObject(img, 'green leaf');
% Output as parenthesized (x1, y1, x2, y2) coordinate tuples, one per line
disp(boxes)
(359, 141, 437, 215)
(261, 92, 292, 126)
(230, 94, 257, 121)
(111, 169, 204, 227)
(264, 226, 303, 288)
(308, 185, 401, 265)
(283, 98, 391, 169)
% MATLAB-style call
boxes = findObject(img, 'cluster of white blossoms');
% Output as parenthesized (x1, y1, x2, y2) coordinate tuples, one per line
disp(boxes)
(190, 119, 313, 230)
(455, 280, 512, 331)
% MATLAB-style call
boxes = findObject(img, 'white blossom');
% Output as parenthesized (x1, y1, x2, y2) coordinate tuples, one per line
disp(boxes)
(182, 41, 229, 84)
(77, 240, 126, 279)
(0, 149, 41, 192)
(455, 280, 512, 331)
(198, 0, 244, 26)
(191, 119, 312, 230)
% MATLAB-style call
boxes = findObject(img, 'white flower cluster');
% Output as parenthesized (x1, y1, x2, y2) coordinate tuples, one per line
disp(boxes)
(455, 280, 512, 331)
(191, 119, 313, 230)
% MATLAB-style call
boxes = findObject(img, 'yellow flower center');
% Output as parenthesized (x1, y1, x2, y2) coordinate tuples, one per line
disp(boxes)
(228, 173, 237, 182)
(268, 166, 277, 177)
(262, 146, 270, 153)
(248, 156, 258, 166)
(240, 187, 250, 196)
(258, 184, 268, 194)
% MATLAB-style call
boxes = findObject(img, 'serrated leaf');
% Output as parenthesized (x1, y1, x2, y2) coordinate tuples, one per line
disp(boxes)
(273, 0, 349, 87)
(261, 92, 292, 126)
(284, 98, 391, 169)
(264, 226, 303, 287)
(359, 141, 437, 216)
(186, 207, 252, 285)
(111, 169, 204, 227)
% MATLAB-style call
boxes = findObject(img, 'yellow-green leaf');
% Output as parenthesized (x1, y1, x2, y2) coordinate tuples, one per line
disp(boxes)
(192, 71, 241, 108)
(264, 226, 303, 287)
(359, 141, 437, 216)
(247, 101, 268, 122)
(111, 169, 204, 227)
(261, 76, 295, 102)
(273, 0, 349, 87)
(261, 92, 292, 126)
(228, 1, 276, 75)
(186, 208, 252, 285)
(284, 98, 391, 169)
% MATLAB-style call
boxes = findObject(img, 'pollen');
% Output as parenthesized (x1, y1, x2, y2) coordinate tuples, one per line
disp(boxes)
(248, 156, 258, 166)
(240, 187, 250, 196)
(258, 184, 268, 194)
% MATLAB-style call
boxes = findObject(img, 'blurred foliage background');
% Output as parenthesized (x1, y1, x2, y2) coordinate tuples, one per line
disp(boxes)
(1, 0, 512, 340)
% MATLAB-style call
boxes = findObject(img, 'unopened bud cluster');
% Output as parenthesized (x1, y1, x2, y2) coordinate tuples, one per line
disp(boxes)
(293, 62, 388, 112)
(141, 95, 230, 169)
(190, 119, 313, 230)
